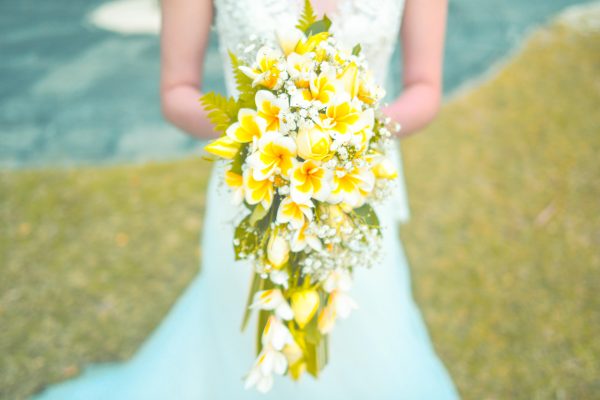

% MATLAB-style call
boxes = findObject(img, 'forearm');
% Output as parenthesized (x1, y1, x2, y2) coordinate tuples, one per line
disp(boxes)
(161, 84, 218, 140)
(387, 0, 447, 138)
(383, 81, 441, 138)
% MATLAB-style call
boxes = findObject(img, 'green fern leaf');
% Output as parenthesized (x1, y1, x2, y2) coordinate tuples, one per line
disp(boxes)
(229, 51, 257, 109)
(296, 0, 317, 33)
(199, 92, 239, 133)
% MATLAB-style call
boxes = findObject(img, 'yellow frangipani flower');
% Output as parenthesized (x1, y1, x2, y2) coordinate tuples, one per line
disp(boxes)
(296, 125, 332, 161)
(243, 168, 275, 209)
(239, 46, 284, 90)
(255, 90, 286, 132)
(286, 52, 313, 88)
(329, 166, 375, 208)
(276, 196, 313, 229)
(204, 135, 240, 159)
(226, 109, 266, 143)
(317, 290, 358, 334)
(276, 27, 306, 56)
(290, 159, 331, 204)
(372, 157, 398, 179)
(301, 72, 336, 104)
(248, 132, 297, 180)
(317, 299, 336, 334)
(351, 129, 369, 154)
(337, 62, 359, 99)
(357, 71, 385, 105)
(333, 48, 350, 65)
(267, 231, 290, 269)
(282, 340, 305, 380)
(262, 315, 294, 351)
(295, 32, 330, 55)
(224, 170, 244, 205)
(250, 289, 293, 320)
(290, 221, 322, 252)
(291, 289, 320, 328)
(323, 100, 361, 136)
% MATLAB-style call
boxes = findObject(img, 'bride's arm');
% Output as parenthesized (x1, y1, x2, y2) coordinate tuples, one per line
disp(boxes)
(383, 0, 448, 137)
(160, 0, 218, 139)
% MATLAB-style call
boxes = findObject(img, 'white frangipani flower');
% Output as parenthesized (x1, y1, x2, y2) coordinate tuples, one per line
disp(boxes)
(291, 223, 323, 253)
(261, 315, 294, 350)
(323, 268, 353, 293)
(276, 196, 314, 229)
(250, 289, 294, 321)
(244, 344, 288, 393)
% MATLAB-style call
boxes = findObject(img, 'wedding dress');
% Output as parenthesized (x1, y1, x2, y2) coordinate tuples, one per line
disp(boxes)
(30, 0, 460, 398)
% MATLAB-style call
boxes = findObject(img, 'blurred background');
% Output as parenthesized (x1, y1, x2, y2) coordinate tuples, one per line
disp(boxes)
(1, 0, 599, 399)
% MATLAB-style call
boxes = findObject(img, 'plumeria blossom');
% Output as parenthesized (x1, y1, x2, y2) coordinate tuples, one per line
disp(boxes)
(290, 222, 323, 253)
(337, 62, 359, 99)
(277, 196, 314, 229)
(244, 345, 288, 393)
(291, 289, 320, 328)
(301, 71, 337, 104)
(239, 46, 285, 90)
(323, 268, 353, 293)
(328, 166, 375, 207)
(372, 157, 399, 179)
(290, 159, 331, 204)
(224, 170, 244, 205)
(204, 135, 241, 159)
(358, 70, 385, 104)
(286, 52, 314, 88)
(250, 289, 294, 321)
(276, 27, 306, 56)
(294, 32, 330, 55)
(317, 290, 358, 334)
(262, 315, 295, 350)
(322, 98, 362, 137)
(227, 109, 266, 143)
(296, 125, 332, 161)
(255, 90, 288, 132)
(248, 132, 297, 180)
(267, 231, 290, 269)
(243, 168, 274, 209)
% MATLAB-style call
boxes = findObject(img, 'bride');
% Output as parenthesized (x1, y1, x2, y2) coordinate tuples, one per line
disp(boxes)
(32, 0, 459, 399)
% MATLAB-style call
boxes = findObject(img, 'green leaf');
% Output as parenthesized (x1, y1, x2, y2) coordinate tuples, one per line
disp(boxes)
(353, 203, 381, 229)
(303, 312, 322, 345)
(240, 272, 263, 332)
(296, 0, 317, 32)
(230, 143, 248, 175)
(229, 51, 257, 108)
(352, 43, 362, 56)
(233, 215, 259, 260)
(249, 203, 269, 225)
(306, 15, 331, 35)
(199, 92, 239, 134)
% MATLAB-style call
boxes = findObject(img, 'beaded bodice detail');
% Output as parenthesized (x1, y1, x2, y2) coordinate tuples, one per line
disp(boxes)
(213, 0, 405, 96)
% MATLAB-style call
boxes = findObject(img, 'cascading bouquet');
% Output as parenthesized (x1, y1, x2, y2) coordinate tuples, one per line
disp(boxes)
(201, 0, 400, 393)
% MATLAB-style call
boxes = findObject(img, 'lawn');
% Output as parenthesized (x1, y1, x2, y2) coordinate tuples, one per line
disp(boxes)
(1, 15, 599, 400)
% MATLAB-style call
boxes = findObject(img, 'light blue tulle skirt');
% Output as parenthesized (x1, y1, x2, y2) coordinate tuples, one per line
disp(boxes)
(30, 151, 460, 399)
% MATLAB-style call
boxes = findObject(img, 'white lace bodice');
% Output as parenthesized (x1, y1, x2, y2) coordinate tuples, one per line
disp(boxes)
(213, 0, 405, 93)
(212, 0, 411, 223)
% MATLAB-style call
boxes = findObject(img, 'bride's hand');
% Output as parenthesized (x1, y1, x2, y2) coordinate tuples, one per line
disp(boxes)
(160, 0, 219, 139)
(383, 0, 448, 138)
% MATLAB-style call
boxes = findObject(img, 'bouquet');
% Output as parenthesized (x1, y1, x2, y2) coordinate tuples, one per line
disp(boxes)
(201, 0, 400, 393)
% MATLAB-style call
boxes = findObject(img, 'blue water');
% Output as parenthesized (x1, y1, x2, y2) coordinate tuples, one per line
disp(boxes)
(0, 0, 591, 168)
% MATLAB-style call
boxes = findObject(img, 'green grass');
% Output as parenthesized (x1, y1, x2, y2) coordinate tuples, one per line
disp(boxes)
(1, 19, 599, 400)
(0, 159, 210, 399)
(401, 21, 600, 399)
